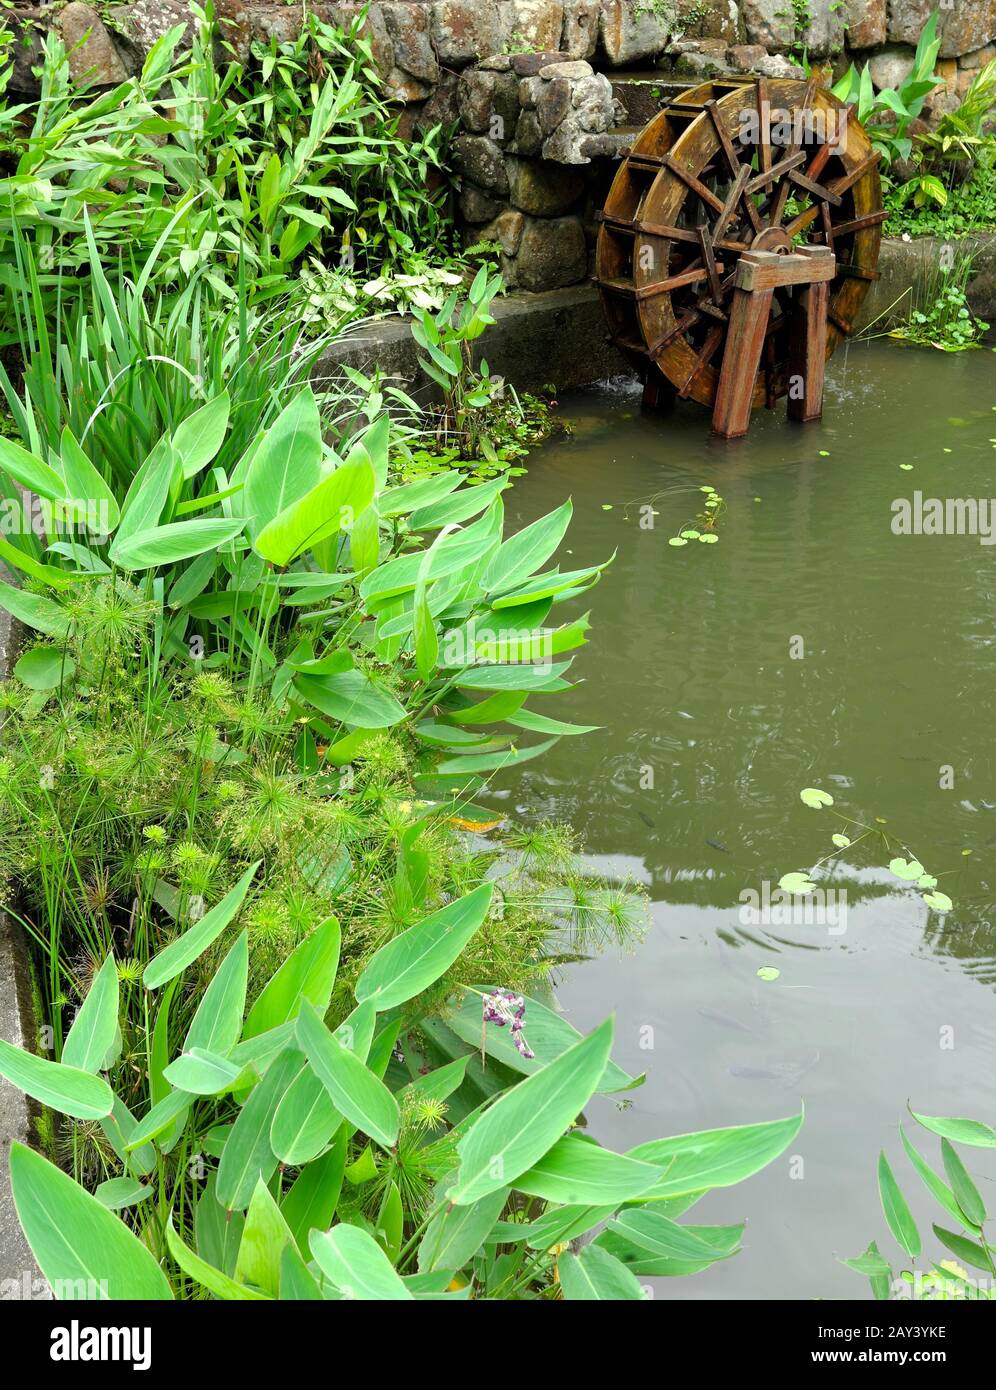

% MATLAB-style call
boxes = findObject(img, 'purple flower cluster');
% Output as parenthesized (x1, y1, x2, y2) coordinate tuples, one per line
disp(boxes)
(482, 989, 535, 1059)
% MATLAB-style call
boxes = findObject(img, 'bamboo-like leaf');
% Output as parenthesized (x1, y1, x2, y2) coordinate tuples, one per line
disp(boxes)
(878, 1151, 921, 1259)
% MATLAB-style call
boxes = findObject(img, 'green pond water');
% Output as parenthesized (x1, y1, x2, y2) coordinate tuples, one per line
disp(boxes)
(499, 339, 995, 1300)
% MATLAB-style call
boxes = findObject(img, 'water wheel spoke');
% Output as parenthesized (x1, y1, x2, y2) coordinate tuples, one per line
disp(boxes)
(746, 151, 806, 196)
(788, 168, 842, 206)
(679, 326, 725, 397)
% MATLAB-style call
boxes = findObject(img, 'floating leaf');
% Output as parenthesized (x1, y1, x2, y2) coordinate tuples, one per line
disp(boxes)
(800, 788, 834, 809)
(889, 857, 924, 881)
(922, 891, 953, 913)
(668, 537, 688, 547)
(756, 967, 780, 982)
(831, 834, 850, 848)
(778, 871, 817, 894)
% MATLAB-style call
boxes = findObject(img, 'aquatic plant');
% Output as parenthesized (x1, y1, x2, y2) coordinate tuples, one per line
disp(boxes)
(843, 1110, 996, 1300)
(777, 788, 957, 915)
(0, 906, 804, 1299)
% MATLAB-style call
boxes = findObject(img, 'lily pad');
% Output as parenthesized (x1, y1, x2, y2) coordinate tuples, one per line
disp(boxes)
(800, 788, 834, 809)
(779, 871, 817, 895)
(889, 857, 925, 882)
(922, 891, 953, 913)
(699, 533, 718, 544)
(668, 537, 688, 547)
(680, 530, 701, 540)
(831, 833, 850, 848)
(917, 874, 937, 889)
(756, 966, 780, 982)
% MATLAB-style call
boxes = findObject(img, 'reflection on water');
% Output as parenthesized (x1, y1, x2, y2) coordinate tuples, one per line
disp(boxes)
(499, 340, 995, 1300)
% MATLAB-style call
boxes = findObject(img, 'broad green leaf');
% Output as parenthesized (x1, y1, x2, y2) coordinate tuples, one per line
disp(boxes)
(295, 1001, 399, 1150)
(911, 1112, 996, 1148)
(627, 1109, 804, 1199)
(184, 931, 248, 1056)
(243, 388, 322, 535)
(235, 1178, 295, 1298)
(355, 884, 493, 1011)
(879, 1151, 920, 1258)
(408, 473, 510, 530)
(94, 1177, 151, 1211)
(173, 392, 231, 480)
(270, 1060, 340, 1166)
(800, 787, 834, 808)
(279, 1242, 324, 1299)
(114, 442, 176, 552)
(62, 956, 119, 1074)
(13, 646, 76, 690)
(484, 498, 572, 594)
(513, 1135, 661, 1206)
(309, 1225, 413, 1300)
(281, 1131, 348, 1257)
(602, 1207, 738, 1264)
(0, 538, 81, 592)
(112, 517, 247, 572)
(0, 436, 65, 499)
(418, 1185, 509, 1274)
(57, 428, 120, 532)
(558, 1243, 645, 1300)
(254, 457, 376, 566)
(165, 1215, 269, 1300)
(0, 579, 70, 638)
(195, 1174, 244, 1276)
(162, 1048, 248, 1095)
(0, 1038, 113, 1119)
(124, 1089, 192, 1150)
(450, 1018, 613, 1205)
(292, 669, 406, 729)
(242, 915, 340, 1040)
(143, 862, 260, 989)
(216, 1049, 303, 1212)
(11, 1145, 173, 1299)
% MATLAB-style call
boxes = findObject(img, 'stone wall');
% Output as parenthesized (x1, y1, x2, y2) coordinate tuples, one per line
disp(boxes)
(2, 0, 995, 293)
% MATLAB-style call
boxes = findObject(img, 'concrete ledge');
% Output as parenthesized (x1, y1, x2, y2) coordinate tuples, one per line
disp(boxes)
(0, 610, 43, 1294)
(855, 232, 996, 334)
(312, 284, 631, 399)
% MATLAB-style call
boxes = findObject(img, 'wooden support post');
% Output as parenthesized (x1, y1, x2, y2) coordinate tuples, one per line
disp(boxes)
(712, 285, 773, 439)
(712, 245, 834, 439)
(786, 280, 830, 424)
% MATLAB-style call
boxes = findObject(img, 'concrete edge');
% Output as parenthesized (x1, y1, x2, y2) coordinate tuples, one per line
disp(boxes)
(0, 609, 44, 1293)
(856, 232, 996, 336)
(312, 234, 996, 398)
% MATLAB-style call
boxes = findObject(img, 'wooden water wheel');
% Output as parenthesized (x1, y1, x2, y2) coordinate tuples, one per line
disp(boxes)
(594, 77, 885, 431)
